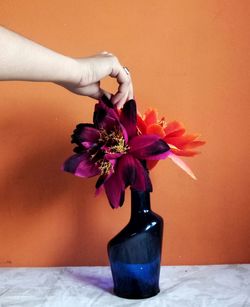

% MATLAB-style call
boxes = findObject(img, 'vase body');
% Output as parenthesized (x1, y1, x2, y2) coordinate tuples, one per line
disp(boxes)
(107, 189, 164, 299)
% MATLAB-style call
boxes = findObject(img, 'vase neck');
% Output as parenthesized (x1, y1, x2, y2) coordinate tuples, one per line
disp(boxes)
(130, 189, 151, 218)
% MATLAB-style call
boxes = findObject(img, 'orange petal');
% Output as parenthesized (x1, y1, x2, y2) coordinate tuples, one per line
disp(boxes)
(147, 160, 159, 170)
(165, 134, 200, 149)
(164, 121, 186, 137)
(144, 109, 158, 126)
(168, 152, 197, 180)
(170, 148, 200, 157)
(136, 114, 147, 134)
(182, 140, 206, 149)
(146, 124, 166, 137)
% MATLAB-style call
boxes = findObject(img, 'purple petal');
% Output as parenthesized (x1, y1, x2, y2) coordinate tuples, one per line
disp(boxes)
(93, 101, 120, 131)
(93, 100, 128, 143)
(129, 135, 170, 160)
(101, 115, 120, 132)
(72, 124, 100, 146)
(81, 141, 94, 149)
(104, 152, 124, 160)
(120, 99, 137, 138)
(117, 155, 152, 192)
(104, 172, 125, 208)
(63, 153, 100, 178)
(96, 173, 109, 189)
(120, 123, 128, 143)
(100, 94, 114, 108)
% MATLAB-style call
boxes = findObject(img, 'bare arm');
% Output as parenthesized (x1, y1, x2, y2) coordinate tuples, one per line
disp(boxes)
(0, 26, 133, 107)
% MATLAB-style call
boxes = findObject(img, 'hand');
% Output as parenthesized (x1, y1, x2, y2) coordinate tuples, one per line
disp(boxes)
(0, 27, 133, 108)
(57, 52, 133, 108)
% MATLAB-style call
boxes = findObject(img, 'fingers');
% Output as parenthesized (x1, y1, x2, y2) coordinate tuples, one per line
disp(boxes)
(76, 51, 133, 107)
(88, 83, 112, 100)
(110, 64, 131, 105)
(91, 88, 112, 100)
(116, 89, 129, 109)
(107, 56, 133, 107)
(127, 81, 134, 101)
(115, 73, 134, 108)
(73, 82, 112, 100)
(112, 81, 129, 107)
(100, 51, 113, 56)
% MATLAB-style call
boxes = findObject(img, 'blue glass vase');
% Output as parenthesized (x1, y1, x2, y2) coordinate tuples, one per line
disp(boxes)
(107, 188, 164, 299)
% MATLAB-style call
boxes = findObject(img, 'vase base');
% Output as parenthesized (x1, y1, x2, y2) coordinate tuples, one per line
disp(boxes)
(113, 287, 160, 299)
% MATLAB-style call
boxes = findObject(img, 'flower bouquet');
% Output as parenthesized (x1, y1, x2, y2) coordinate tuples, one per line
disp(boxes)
(63, 95, 205, 299)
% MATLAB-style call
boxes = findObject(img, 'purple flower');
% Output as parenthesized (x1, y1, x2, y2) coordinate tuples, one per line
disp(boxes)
(63, 96, 170, 208)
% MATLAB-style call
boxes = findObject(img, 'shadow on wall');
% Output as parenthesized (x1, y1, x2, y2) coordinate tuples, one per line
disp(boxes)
(0, 99, 110, 266)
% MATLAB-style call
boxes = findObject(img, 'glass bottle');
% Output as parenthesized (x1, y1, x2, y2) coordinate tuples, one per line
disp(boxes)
(108, 188, 164, 299)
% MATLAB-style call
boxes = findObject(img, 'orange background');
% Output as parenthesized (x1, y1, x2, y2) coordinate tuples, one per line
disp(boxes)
(0, 0, 249, 267)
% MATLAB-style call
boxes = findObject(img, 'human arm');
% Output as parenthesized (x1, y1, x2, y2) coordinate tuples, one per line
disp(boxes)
(0, 26, 133, 107)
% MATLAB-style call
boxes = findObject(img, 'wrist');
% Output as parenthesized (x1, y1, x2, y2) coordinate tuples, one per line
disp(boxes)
(54, 56, 81, 86)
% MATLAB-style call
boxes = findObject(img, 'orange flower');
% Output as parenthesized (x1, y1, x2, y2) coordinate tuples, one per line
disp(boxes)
(137, 108, 206, 179)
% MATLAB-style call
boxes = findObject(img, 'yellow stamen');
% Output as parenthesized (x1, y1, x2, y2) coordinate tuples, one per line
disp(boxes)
(99, 160, 113, 175)
(93, 128, 129, 176)
(99, 128, 129, 154)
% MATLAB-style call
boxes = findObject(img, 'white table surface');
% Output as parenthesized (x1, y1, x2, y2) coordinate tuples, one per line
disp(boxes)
(0, 265, 249, 307)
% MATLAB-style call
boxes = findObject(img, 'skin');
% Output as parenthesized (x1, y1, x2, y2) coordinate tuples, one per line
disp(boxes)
(0, 26, 133, 108)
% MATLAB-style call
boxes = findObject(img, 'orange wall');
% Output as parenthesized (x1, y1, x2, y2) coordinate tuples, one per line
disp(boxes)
(0, 0, 249, 266)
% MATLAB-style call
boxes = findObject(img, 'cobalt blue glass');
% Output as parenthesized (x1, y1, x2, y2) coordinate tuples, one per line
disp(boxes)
(107, 188, 164, 299)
